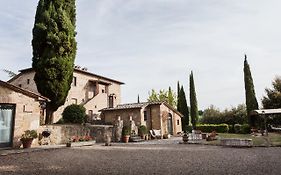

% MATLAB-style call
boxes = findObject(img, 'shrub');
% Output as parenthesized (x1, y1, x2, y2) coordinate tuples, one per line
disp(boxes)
(196, 124, 229, 133)
(122, 125, 131, 136)
(21, 130, 38, 140)
(240, 124, 251, 134)
(184, 125, 193, 133)
(234, 124, 241, 134)
(228, 125, 235, 133)
(138, 125, 147, 135)
(62, 104, 86, 124)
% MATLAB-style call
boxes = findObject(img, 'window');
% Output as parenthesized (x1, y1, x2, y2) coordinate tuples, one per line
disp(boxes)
(177, 120, 180, 125)
(27, 79, 30, 84)
(88, 110, 93, 116)
(109, 95, 114, 108)
(71, 98, 77, 104)
(18, 84, 22, 88)
(72, 76, 77, 86)
(144, 111, 147, 121)
(102, 89, 105, 93)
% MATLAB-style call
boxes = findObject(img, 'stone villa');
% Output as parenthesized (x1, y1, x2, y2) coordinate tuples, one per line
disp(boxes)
(0, 67, 183, 148)
(8, 67, 124, 122)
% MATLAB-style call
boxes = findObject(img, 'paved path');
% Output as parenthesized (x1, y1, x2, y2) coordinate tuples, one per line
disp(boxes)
(0, 138, 280, 175)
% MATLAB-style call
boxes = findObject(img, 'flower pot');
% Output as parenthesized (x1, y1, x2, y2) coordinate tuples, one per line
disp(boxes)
(182, 134, 189, 143)
(122, 135, 130, 143)
(21, 138, 34, 148)
(66, 142, 71, 147)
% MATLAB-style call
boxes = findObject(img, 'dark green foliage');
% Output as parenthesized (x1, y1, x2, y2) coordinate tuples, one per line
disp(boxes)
(137, 94, 140, 103)
(262, 77, 281, 109)
(262, 77, 281, 126)
(234, 124, 250, 134)
(190, 71, 199, 129)
(196, 124, 229, 133)
(122, 125, 131, 136)
(200, 104, 247, 125)
(184, 125, 193, 133)
(62, 104, 86, 124)
(228, 124, 235, 133)
(244, 55, 259, 127)
(234, 124, 241, 133)
(240, 124, 251, 134)
(177, 84, 189, 132)
(32, 0, 77, 124)
(138, 125, 148, 135)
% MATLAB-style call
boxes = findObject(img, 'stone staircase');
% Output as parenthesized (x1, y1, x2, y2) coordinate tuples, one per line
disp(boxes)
(129, 135, 144, 142)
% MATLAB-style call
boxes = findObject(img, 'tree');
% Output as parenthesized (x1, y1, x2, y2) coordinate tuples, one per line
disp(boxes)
(137, 94, 140, 103)
(189, 71, 199, 129)
(148, 88, 177, 108)
(32, 0, 77, 124)
(262, 77, 281, 126)
(2, 69, 16, 78)
(178, 86, 189, 131)
(168, 87, 176, 108)
(262, 76, 281, 109)
(243, 55, 259, 127)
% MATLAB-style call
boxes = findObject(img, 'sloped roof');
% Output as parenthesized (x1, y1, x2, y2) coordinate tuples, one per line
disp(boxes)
(8, 67, 125, 85)
(251, 109, 281, 116)
(0, 80, 49, 101)
(100, 101, 183, 117)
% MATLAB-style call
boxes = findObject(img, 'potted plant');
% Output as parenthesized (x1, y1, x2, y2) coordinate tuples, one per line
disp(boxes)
(122, 126, 131, 143)
(138, 125, 147, 139)
(20, 130, 38, 148)
(182, 132, 189, 143)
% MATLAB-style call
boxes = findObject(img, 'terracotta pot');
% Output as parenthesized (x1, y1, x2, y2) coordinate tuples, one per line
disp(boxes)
(66, 142, 71, 147)
(122, 135, 130, 143)
(182, 134, 189, 143)
(21, 138, 34, 148)
(140, 134, 145, 139)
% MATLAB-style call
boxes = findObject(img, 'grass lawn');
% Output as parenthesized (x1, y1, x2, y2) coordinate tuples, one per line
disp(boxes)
(203, 132, 281, 146)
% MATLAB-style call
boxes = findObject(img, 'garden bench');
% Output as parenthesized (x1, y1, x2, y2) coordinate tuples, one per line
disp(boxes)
(150, 129, 162, 139)
(188, 130, 202, 143)
(220, 138, 253, 147)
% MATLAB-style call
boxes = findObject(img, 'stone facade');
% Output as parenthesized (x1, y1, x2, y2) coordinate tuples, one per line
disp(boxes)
(100, 102, 183, 136)
(9, 68, 124, 122)
(0, 80, 48, 148)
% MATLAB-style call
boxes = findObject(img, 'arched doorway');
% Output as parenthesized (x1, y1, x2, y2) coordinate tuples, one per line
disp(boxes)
(167, 113, 173, 135)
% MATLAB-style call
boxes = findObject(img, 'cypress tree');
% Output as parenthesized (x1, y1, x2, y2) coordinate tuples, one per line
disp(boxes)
(190, 71, 199, 129)
(32, 0, 77, 124)
(244, 55, 259, 127)
(179, 86, 189, 132)
(177, 81, 181, 111)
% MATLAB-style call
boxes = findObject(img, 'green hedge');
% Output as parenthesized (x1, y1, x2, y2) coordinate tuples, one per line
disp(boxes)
(196, 124, 229, 133)
(62, 104, 86, 124)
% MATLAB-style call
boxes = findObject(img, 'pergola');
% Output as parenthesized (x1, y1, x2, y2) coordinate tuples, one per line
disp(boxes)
(250, 108, 281, 135)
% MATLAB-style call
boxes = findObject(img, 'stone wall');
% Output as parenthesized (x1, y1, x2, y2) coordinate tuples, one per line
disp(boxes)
(38, 124, 114, 145)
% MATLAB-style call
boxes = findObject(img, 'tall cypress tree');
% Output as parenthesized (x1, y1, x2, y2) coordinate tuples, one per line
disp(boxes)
(179, 86, 189, 132)
(244, 55, 259, 127)
(177, 81, 181, 111)
(32, 0, 77, 124)
(190, 71, 199, 129)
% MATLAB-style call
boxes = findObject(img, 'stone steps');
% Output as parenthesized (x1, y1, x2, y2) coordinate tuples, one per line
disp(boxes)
(130, 136, 144, 142)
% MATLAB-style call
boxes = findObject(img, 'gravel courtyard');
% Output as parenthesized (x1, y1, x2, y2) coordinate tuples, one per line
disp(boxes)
(0, 138, 281, 175)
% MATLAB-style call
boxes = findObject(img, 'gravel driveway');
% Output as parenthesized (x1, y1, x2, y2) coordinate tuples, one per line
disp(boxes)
(0, 137, 280, 175)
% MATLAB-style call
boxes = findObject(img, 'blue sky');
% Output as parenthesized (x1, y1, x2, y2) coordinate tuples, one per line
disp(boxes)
(1, 0, 281, 110)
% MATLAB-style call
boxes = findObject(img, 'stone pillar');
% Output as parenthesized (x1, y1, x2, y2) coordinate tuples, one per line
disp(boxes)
(113, 116, 123, 142)
(129, 116, 138, 135)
